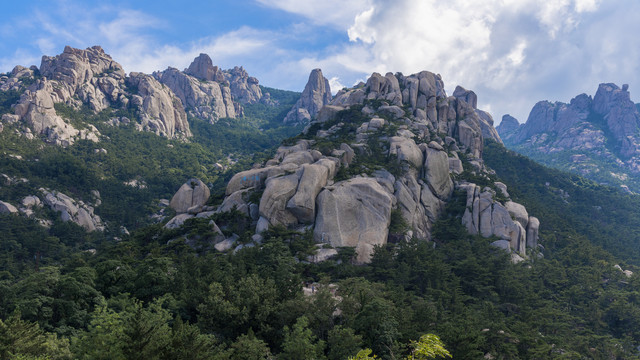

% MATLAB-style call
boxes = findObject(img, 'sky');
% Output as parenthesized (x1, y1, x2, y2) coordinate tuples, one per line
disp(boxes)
(1, 0, 639, 123)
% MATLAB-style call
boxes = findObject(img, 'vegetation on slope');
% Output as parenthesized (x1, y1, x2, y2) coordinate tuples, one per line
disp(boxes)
(2, 140, 640, 358)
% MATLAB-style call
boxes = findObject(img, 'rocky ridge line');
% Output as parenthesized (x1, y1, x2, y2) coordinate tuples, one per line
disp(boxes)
(496, 83, 640, 192)
(164, 70, 540, 264)
(0, 47, 277, 144)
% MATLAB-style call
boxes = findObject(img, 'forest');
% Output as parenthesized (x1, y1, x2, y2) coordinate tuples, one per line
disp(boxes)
(2, 138, 640, 359)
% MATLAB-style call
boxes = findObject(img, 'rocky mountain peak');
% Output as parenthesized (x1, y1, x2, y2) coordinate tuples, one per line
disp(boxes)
(452, 85, 478, 109)
(184, 53, 224, 83)
(497, 82, 640, 192)
(283, 68, 332, 124)
(187, 69, 539, 263)
(222, 66, 265, 104)
(182, 53, 267, 105)
(40, 45, 125, 85)
(495, 114, 521, 142)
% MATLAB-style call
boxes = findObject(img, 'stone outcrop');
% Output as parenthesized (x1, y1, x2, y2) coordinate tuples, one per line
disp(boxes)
(314, 178, 394, 263)
(185, 53, 226, 83)
(165, 69, 537, 264)
(284, 69, 332, 124)
(0, 200, 18, 214)
(185, 53, 267, 105)
(169, 178, 211, 213)
(286, 163, 330, 223)
(460, 182, 538, 255)
(2, 47, 282, 142)
(424, 143, 454, 199)
(12, 79, 101, 146)
(3, 46, 196, 142)
(0, 66, 36, 92)
(40, 45, 127, 112)
(223, 66, 264, 104)
(331, 71, 488, 158)
(41, 189, 104, 231)
(497, 83, 640, 192)
(154, 66, 236, 123)
(495, 115, 521, 142)
(126, 72, 191, 138)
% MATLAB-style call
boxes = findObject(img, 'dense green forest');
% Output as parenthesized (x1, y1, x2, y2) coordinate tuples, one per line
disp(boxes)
(0, 86, 302, 229)
(3, 128, 640, 358)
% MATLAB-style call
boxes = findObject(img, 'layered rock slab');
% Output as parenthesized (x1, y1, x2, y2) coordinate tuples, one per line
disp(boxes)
(314, 178, 393, 264)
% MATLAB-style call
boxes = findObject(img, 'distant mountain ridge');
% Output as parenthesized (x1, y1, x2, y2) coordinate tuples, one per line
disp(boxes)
(0, 46, 277, 145)
(497, 83, 640, 192)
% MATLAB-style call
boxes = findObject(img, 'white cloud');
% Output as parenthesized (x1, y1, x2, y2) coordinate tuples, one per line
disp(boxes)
(2, 0, 639, 126)
(256, 0, 372, 29)
(328, 76, 346, 93)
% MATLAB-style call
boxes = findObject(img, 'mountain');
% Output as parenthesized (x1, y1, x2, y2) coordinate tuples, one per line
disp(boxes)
(283, 68, 332, 124)
(497, 83, 640, 192)
(195, 70, 538, 264)
(3, 46, 640, 359)
(0, 45, 301, 234)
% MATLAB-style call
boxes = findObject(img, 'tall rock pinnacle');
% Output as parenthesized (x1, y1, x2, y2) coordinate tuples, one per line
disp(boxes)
(283, 69, 332, 124)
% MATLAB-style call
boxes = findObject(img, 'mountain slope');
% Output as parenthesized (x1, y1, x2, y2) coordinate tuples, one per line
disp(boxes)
(0, 46, 301, 235)
(497, 83, 640, 193)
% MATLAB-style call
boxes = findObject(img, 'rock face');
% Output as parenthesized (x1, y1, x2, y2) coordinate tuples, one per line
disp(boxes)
(284, 69, 332, 124)
(453, 86, 502, 144)
(41, 189, 104, 231)
(4, 46, 194, 142)
(223, 66, 265, 105)
(314, 178, 394, 263)
(460, 183, 537, 255)
(497, 83, 640, 192)
(126, 73, 191, 138)
(331, 71, 489, 158)
(155, 53, 278, 123)
(2, 47, 282, 143)
(0, 200, 18, 214)
(40, 45, 127, 112)
(184, 53, 267, 105)
(185, 53, 226, 82)
(170, 69, 537, 264)
(169, 179, 211, 213)
(12, 79, 101, 146)
(495, 115, 521, 142)
(154, 66, 236, 123)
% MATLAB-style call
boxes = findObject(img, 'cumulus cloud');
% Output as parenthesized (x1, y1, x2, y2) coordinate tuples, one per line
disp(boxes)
(1, 0, 638, 125)
(256, 0, 372, 29)
(273, 0, 638, 122)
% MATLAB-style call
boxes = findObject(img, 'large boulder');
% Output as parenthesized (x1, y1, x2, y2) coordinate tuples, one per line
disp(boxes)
(423, 144, 453, 200)
(505, 201, 529, 228)
(389, 136, 423, 168)
(0, 201, 18, 214)
(287, 164, 330, 223)
(314, 177, 394, 263)
(526, 216, 540, 248)
(226, 166, 289, 195)
(170, 179, 210, 213)
(259, 173, 301, 226)
(217, 189, 250, 215)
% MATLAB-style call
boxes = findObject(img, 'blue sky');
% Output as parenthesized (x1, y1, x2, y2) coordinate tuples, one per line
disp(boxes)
(1, 0, 639, 123)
